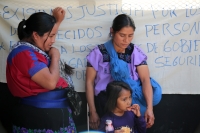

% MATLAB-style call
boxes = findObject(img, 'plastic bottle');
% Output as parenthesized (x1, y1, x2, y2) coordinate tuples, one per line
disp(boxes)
(105, 119, 114, 132)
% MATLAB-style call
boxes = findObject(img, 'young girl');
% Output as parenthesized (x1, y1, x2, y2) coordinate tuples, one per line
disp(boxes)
(98, 81, 146, 133)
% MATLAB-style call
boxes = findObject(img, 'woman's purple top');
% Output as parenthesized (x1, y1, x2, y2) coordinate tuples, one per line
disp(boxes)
(98, 111, 146, 133)
(86, 43, 147, 96)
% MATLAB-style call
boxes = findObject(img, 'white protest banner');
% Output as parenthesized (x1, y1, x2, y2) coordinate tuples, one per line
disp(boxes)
(0, 0, 200, 94)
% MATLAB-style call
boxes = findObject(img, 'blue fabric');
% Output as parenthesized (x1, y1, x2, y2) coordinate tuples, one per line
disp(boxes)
(7, 45, 32, 64)
(21, 89, 69, 108)
(104, 40, 162, 115)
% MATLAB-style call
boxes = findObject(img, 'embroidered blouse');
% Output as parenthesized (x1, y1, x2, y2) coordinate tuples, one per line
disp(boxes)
(6, 42, 68, 97)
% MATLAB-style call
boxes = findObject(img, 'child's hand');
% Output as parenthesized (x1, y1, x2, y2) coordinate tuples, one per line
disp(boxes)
(53, 7, 66, 23)
(127, 104, 141, 117)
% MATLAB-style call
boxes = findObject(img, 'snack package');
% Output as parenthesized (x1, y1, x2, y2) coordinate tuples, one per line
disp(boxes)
(121, 126, 131, 133)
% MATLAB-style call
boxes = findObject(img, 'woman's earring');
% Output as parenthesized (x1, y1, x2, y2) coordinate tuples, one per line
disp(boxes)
(110, 33, 112, 37)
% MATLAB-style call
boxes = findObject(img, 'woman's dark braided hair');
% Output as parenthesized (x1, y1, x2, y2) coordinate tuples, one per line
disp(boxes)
(64, 63, 74, 75)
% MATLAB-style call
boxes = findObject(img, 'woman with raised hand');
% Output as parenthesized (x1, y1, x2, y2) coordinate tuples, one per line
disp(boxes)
(6, 7, 76, 132)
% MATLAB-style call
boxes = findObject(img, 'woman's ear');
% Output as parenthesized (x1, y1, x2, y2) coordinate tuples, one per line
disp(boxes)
(32, 31, 39, 41)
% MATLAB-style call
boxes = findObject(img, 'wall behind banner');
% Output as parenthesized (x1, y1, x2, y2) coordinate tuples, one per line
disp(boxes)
(0, 1, 200, 94)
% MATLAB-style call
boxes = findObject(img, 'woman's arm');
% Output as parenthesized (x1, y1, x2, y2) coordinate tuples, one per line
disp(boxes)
(52, 7, 66, 33)
(31, 7, 65, 90)
(136, 65, 154, 128)
(86, 67, 100, 129)
(31, 47, 60, 90)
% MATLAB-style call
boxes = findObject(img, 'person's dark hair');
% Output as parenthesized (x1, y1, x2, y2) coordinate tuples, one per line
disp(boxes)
(17, 12, 56, 41)
(60, 60, 74, 75)
(111, 14, 136, 35)
(64, 64, 74, 75)
(105, 81, 132, 112)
